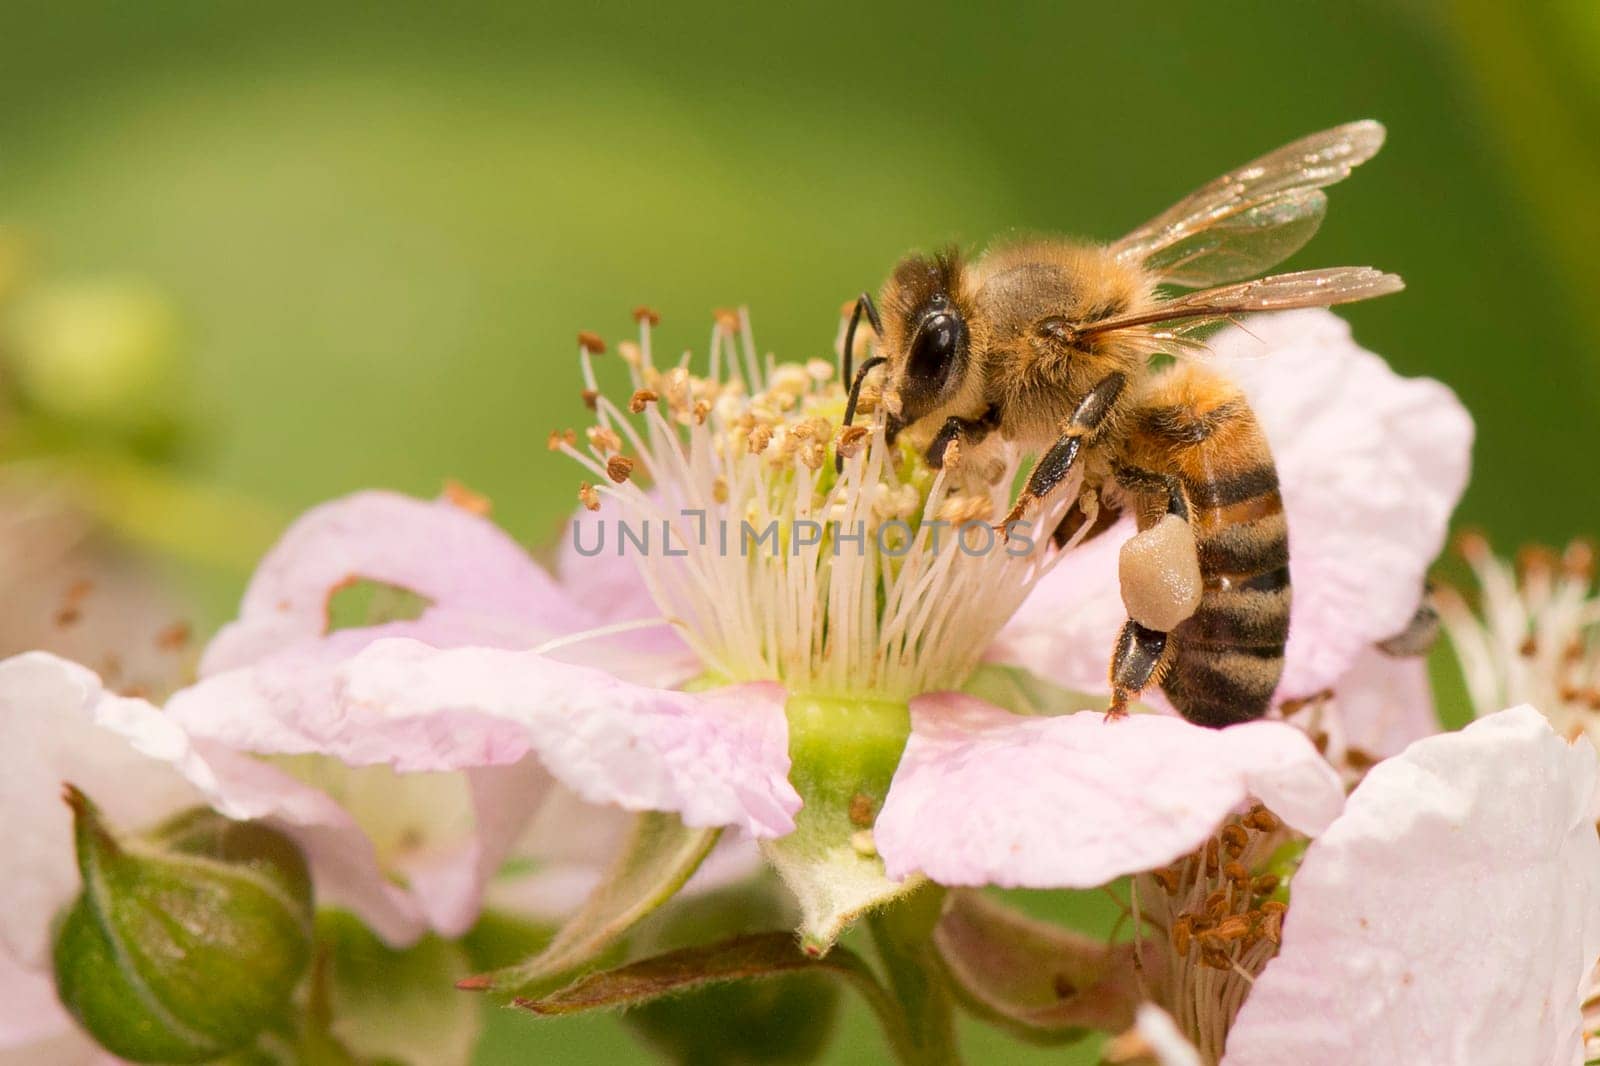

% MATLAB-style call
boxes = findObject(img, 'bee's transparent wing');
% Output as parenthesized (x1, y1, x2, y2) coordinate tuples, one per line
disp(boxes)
(1078, 267, 1404, 346)
(1110, 121, 1386, 287)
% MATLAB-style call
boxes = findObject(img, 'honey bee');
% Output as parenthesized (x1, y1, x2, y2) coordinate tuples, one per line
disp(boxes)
(839, 121, 1403, 727)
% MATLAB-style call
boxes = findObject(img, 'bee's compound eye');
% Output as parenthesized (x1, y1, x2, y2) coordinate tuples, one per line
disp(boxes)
(909, 311, 964, 385)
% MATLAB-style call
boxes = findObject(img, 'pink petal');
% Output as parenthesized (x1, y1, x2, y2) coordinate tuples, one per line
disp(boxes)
(558, 500, 696, 665)
(875, 693, 1343, 887)
(1210, 310, 1472, 696)
(326, 638, 800, 838)
(0, 653, 210, 969)
(1324, 647, 1440, 759)
(0, 949, 77, 1052)
(1224, 707, 1600, 1066)
(202, 490, 581, 675)
(988, 311, 1472, 705)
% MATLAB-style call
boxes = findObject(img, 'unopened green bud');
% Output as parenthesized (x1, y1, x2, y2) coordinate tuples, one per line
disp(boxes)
(52, 787, 314, 1064)
(4, 280, 182, 433)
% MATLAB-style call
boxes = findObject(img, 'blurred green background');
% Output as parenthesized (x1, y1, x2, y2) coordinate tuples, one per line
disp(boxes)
(1, 1, 1596, 1062)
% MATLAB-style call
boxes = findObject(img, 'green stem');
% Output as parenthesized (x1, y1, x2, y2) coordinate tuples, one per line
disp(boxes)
(868, 884, 962, 1066)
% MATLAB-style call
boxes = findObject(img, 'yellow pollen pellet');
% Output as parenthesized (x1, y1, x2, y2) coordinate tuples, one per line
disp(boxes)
(606, 456, 635, 483)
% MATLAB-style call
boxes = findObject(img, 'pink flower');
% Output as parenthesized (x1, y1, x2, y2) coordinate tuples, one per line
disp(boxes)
(1221, 706, 1600, 1064)
(137, 307, 1470, 950)
(161, 491, 797, 946)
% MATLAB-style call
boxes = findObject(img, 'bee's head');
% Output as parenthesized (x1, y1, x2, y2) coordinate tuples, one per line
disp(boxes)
(878, 247, 974, 435)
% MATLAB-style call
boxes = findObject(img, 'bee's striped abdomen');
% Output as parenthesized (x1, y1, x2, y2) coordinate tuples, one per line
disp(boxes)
(1121, 366, 1289, 727)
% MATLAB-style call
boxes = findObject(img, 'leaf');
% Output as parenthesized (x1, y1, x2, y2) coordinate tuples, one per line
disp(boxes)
(513, 931, 861, 1014)
(465, 811, 719, 997)
(317, 911, 480, 1066)
(623, 881, 841, 1064)
(932, 890, 1147, 1044)
(761, 695, 922, 956)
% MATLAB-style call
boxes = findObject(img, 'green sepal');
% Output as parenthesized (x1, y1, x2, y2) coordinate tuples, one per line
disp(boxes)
(761, 695, 923, 956)
(462, 811, 718, 998)
(932, 890, 1146, 1044)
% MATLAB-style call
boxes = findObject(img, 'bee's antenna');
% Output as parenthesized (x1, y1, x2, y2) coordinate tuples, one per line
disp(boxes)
(835, 355, 887, 473)
(841, 292, 884, 388)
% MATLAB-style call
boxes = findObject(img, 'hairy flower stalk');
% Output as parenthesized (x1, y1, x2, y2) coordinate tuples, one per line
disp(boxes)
(554, 310, 1080, 700)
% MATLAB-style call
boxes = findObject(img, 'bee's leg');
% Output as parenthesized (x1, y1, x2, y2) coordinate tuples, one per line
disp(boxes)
(1108, 620, 1177, 720)
(1104, 473, 1198, 719)
(1000, 372, 1126, 530)
(925, 406, 1000, 469)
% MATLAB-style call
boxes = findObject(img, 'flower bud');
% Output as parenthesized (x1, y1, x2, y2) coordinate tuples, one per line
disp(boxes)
(3, 280, 183, 435)
(52, 787, 314, 1064)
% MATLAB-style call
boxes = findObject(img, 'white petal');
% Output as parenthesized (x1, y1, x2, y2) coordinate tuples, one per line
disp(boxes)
(1225, 706, 1600, 1066)
(875, 693, 1343, 888)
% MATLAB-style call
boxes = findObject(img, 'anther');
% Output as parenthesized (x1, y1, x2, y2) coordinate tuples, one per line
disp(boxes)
(1221, 824, 1249, 856)
(836, 425, 870, 459)
(443, 479, 493, 517)
(547, 428, 577, 451)
(692, 400, 710, 425)
(1212, 914, 1251, 942)
(631, 306, 661, 327)
(155, 621, 191, 652)
(581, 388, 599, 411)
(1515, 544, 1558, 581)
(747, 425, 774, 454)
(1250, 873, 1280, 896)
(1561, 538, 1595, 581)
(1244, 806, 1281, 833)
(713, 308, 739, 332)
(578, 483, 600, 512)
(1454, 529, 1490, 563)
(629, 388, 659, 414)
(577, 330, 606, 355)
(606, 456, 635, 484)
(1171, 916, 1193, 957)
(1223, 860, 1250, 887)
(587, 426, 623, 454)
